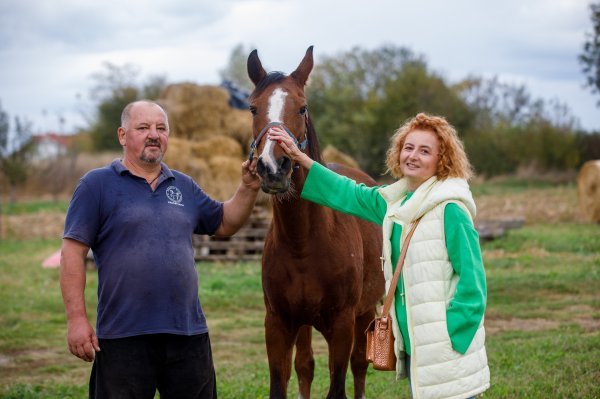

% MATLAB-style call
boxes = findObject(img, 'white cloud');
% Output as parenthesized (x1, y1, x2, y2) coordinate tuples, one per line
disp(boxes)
(0, 0, 597, 133)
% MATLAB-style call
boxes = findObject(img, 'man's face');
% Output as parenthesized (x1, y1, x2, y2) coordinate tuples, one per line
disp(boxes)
(118, 103, 169, 165)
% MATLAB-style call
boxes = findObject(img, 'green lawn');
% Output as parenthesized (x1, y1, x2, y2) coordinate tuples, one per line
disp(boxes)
(1, 200, 69, 215)
(0, 222, 598, 398)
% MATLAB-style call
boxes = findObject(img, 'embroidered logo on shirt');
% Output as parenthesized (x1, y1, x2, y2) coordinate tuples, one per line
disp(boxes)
(166, 186, 184, 206)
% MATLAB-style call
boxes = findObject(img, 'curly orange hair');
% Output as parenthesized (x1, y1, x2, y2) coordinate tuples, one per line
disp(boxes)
(385, 113, 473, 180)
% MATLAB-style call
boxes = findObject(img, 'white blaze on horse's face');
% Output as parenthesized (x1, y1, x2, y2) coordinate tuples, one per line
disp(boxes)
(259, 88, 288, 174)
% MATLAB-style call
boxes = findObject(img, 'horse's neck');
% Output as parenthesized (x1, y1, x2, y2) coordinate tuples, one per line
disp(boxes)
(271, 167, 329, 242)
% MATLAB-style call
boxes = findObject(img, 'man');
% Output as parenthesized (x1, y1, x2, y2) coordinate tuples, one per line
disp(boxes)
(60, 100, 260, 398)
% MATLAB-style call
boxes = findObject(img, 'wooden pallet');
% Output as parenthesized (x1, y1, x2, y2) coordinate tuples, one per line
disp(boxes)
(85, 212, 523, 265)
(193, 206, 271, 262)
(475, 218, 525, 241)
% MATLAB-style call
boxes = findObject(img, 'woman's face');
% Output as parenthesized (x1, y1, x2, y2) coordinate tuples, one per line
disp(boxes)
(399, 129, 440, 191)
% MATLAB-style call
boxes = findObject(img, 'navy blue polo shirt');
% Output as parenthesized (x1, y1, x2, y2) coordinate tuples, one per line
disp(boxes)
(64, 160, 224, 339)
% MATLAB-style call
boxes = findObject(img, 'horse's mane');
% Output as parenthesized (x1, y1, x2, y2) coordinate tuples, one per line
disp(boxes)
(305, 113, 323, 165)
(250, 71, 324, 165)
(249, 71, 287, 100)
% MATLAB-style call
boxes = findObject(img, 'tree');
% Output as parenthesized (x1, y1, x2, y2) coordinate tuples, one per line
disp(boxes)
(0, 109, 34, 203)
(456, 77, 579, 176)
(0, 101, 8, 157)
(87, 62, 166, 151)
(580, 2, 600, 105)
(0, 101, 7, 236)
(307, 45, 472, 176)
(219, 43, 255, 92)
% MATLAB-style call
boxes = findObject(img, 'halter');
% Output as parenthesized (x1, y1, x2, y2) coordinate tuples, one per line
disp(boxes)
(248, 121, 308, 161)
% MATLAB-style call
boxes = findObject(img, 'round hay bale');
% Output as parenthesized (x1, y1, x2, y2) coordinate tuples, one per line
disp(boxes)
(190, 136, 243, 160)
(577, 160, 600, 223)
(322, 144, 359, 169)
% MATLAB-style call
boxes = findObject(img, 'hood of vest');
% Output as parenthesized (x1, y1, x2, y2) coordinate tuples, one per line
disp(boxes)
(377, 176, 476, 224)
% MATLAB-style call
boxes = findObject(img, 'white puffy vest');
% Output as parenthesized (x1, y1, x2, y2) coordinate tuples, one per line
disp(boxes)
(378, 176, 490, 399)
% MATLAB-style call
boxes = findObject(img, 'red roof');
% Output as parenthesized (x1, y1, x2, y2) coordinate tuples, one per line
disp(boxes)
(32, 132, 73, 148)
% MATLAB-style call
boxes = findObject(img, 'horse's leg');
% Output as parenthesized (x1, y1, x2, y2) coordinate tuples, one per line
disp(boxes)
(322, 311, 355, 399)
(294, 325, 315, 399)
(350, 310, 375, 399)
(265, 312, 296, 399)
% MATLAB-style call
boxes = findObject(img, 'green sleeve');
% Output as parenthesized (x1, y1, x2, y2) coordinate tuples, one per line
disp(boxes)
(444, 203, 487, 354)
(301, 162, 387, 225)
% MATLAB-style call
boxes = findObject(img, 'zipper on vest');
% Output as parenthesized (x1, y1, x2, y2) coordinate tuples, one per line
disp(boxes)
(404, 280, 421, 399)
(400, 275, 405, 305)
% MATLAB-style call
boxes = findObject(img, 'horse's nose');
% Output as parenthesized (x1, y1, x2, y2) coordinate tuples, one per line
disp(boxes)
(257, 155, 292, 194)
(257, 157, 268, 177)
(278, 156, 292, 175)
(257, 156, 292, 177)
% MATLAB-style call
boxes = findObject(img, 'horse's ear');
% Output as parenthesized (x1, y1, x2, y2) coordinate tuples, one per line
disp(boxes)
(247, 49, 267, 87)
(290, 46, 314, 86)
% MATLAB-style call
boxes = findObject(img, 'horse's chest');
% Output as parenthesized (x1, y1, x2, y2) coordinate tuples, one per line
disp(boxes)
(263, 257, 361, 313)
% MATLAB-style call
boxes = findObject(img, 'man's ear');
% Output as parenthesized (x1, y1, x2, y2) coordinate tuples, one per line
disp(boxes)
(118, 127, 126, 146)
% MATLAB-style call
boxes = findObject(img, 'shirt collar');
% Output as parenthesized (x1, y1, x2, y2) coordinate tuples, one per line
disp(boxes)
(111, 159, 175, 180)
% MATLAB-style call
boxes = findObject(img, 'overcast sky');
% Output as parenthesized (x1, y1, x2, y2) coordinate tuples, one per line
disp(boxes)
(0, 0, 597, 135)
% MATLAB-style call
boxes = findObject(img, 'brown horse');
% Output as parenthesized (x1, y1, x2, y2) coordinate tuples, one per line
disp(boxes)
(247, 46, 385, 399)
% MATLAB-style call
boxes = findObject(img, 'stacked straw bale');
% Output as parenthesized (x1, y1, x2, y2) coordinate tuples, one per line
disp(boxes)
(577, 160, 600, 223)
(158, 84, 363, 203)
(159, 83, 252, 147)
(158, 83, 255, 201)
(190, 136, 243, 160)
(164, 137, 243, 201)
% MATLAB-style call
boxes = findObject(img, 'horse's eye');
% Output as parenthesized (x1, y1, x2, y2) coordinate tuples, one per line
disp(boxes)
(299, 106, 307, 115)
(249, 106, 257, 116)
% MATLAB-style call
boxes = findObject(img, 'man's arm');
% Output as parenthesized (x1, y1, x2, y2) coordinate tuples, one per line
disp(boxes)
(60, 238, 100, 362)
(214, 159, 261, 237)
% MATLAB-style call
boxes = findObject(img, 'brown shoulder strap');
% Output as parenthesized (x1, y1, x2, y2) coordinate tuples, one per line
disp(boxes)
(381, 217, 422, 318)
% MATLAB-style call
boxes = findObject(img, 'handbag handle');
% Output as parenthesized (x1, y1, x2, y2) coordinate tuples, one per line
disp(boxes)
(380, 217, 422, 319)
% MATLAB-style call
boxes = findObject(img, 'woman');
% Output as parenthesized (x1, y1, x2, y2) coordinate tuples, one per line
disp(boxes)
(266, 113, 490, 399)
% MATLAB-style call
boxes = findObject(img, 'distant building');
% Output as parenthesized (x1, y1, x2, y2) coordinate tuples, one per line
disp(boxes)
(31, 132, 72, 160)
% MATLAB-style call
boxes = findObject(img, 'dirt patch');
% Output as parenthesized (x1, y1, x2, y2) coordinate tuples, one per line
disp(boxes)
(0, 354, 11, 367)
(486, 316, 599, 335)
(575, 318, 600, 332)
(0, 347, 88, 389)
(0, 347, 65, 384)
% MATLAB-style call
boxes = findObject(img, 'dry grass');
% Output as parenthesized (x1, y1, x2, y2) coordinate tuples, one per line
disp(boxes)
(474, 184, 584, 224)
(2, 174, 584, 240)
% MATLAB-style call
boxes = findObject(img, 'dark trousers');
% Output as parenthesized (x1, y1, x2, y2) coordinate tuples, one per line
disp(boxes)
(90, 333, 217, 399)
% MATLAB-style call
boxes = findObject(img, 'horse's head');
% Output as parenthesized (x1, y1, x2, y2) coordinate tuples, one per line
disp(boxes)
(247, 46, 314, 194)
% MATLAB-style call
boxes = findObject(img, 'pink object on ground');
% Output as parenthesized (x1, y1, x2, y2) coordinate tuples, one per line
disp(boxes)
(42, 249, 61, 268)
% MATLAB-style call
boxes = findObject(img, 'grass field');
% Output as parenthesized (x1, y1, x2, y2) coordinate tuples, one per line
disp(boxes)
(0, 183, 598, 398)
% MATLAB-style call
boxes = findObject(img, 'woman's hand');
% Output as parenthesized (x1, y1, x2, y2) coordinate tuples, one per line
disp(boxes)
(267, 126, 314, 170)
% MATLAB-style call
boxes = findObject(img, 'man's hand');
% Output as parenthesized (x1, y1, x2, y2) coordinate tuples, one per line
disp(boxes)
(214, 158, 261, 237)
(241, 158, 261, 191)
(67, 316, 100, 362)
